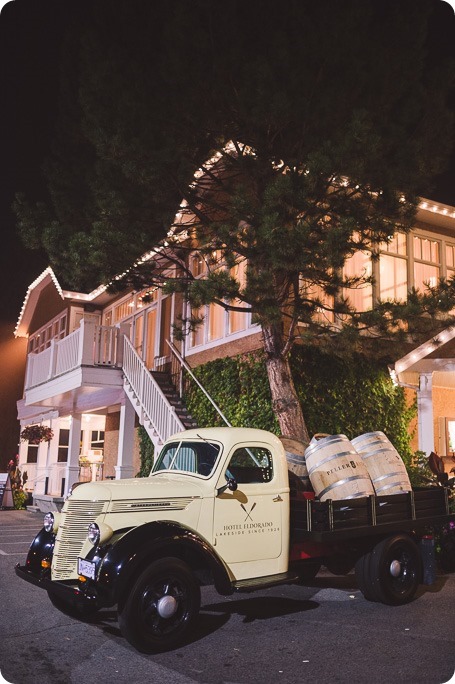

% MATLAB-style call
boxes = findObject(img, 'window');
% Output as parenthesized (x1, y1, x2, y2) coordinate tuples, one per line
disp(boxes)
(300, 280, 334, 324)
(190, 307, 205, 347)
(208, 303, 224, 341)
(226, 447, 273, 483)
(342, 249, 373, 311)
(191, 254, 205, 277)
(153, 440, 221, 476)
(228, 259, 248, 333)
(114, 296, 135, 323)
(57, 428, 70, 463)
(26, 444, 39, 464)
(413, 236, 440, 290)
(379, 233, 408, 301)
(91, 430, 105, 450)
(446, 243, 455, 280)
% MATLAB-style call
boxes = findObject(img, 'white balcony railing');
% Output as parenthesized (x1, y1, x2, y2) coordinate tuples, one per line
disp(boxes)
(24, 321, 122, 390)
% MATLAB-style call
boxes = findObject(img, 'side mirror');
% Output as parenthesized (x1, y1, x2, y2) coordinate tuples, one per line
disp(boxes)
(217, 476, 238, 496)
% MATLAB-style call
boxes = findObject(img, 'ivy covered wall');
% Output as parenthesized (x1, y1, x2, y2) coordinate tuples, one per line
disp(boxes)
(184, 347, 416, 464)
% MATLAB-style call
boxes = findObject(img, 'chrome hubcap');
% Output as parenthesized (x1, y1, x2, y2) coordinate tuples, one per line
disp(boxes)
(389, 559, 402, 577)
(156, 594, 178, 619)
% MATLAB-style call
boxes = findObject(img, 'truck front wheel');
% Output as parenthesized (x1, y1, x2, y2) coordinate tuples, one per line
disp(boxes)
(118, 557, 201, 653)
(355, 534, 422, 605)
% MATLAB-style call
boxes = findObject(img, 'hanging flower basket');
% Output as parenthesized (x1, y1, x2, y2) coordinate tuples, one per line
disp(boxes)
(20, 424, 54, 444)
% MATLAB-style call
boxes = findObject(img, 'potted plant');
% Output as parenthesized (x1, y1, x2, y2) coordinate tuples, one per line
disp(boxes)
(20, 424, 54, 444)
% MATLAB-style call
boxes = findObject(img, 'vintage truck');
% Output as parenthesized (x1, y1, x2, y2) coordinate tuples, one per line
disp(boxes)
(15, 427, 454, 653)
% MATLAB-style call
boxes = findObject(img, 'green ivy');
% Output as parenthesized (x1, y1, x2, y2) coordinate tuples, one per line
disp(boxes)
(137, 425, 154, 477)
(184, 347, 416, 462)
(184, 353, 279, 433)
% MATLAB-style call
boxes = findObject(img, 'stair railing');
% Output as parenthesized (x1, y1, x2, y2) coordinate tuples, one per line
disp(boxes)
(165, 340, 231, 427)
(123, 337, 184, 442)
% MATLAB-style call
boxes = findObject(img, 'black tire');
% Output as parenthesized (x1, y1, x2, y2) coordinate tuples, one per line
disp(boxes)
(354, 551, 377, 601)
(357, 535, 422, 605)
(47, 590, 99, 620)
(118, 557, 201, 653)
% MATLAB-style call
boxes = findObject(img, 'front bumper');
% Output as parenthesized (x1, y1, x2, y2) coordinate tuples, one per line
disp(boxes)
(15, 563, 99, 609)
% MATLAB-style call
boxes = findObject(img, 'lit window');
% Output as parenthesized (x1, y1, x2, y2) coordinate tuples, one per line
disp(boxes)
(191, 254, 205, 277)
(379, 233, 408, 301)
(208, 303, 224, 341)
(446, 243, 455, 277)
(228, 259, 248, 333)
(413, 236, 440, 290)
(342, 250, 373, 311)
(190, 307, 205, 347)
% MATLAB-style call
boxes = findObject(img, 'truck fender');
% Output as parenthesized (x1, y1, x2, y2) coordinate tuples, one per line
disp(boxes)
(97, 520, 233, 603)
(24, 528, 56, 575)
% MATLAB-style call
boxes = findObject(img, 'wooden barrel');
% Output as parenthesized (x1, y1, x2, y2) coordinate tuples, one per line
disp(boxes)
(304, 434, 374, 501)
(351, 431, 411, 495)
(279, 436, 312, 492)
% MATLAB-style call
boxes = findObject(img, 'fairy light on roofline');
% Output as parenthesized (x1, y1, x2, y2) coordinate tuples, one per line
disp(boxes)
(15, 267, 65, 337)
(394, 325, 455, 375)
(418, 198, 455, 219)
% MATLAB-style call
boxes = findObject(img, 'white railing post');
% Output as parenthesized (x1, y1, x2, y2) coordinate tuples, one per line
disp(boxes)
(117, 323, 130, 366)
(24, 355, 33, 390)
(78, 320, 96, 366)
(48, 339, 57, 380)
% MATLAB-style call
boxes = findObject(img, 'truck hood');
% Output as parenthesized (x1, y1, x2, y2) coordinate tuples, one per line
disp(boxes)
(69, 474, 207, 504)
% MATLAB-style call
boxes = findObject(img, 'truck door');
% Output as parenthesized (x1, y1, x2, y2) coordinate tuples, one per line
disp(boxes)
(213, 443, 285, 569)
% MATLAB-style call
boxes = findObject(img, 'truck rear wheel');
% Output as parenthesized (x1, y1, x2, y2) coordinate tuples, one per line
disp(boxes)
(356, 534, 422, 605)
(118, 557, 201, 653)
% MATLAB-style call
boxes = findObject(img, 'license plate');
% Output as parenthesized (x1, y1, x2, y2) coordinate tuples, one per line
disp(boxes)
(78, 558, 96, 580)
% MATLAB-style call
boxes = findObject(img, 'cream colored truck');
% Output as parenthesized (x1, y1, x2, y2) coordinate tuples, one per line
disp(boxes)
(16, 427, 454, 653)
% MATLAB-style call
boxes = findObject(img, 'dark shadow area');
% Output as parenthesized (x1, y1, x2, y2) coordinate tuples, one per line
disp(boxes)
(415, 574, 449, 598)
(302, 572, 359, 592)
(202, 596, 319, 623)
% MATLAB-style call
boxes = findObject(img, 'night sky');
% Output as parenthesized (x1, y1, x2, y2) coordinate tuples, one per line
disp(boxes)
(0, 0, 455, 466)
(1, 0, 455, 326)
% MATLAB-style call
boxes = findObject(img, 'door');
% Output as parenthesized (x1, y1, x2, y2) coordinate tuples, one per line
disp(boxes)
(145, 308, 157, 370)
(213, 444, 284, 565)
(133, 312, 145, 359)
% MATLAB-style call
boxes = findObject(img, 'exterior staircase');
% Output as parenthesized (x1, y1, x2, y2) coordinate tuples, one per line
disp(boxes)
(122, 336, 198, 452)
(122, 336, 230, 454)
(150, 371, 198, 430)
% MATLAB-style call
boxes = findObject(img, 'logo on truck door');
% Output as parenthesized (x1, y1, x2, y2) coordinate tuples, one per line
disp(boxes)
(241, 502, 256, 521)
(216, 501, 280, 538)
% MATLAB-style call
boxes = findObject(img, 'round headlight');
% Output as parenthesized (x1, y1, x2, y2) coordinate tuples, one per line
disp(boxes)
(87, 522, 101, 546)
(43, 512, 54, 533)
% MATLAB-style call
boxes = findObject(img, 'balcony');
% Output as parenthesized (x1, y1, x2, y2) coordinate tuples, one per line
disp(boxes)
(21, 321, 126, 414)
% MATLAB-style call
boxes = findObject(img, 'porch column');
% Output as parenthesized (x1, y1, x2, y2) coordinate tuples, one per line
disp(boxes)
(417, 372, 434, 456)
(30, 441, 49, 496)
(64, 413, 82, 497)
(115, 399, 136, 479)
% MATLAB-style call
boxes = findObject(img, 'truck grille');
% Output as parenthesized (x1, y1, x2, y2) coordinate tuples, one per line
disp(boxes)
(52, 499, 108, 580)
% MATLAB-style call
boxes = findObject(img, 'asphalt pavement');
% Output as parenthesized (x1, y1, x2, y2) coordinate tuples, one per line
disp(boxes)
(1, 509, 454, 684)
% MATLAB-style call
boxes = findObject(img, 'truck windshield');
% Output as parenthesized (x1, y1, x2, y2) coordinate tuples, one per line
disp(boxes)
(152, 440, 221, 477)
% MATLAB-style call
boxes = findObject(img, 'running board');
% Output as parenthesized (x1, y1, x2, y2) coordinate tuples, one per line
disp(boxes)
(233, 571, 299, 592)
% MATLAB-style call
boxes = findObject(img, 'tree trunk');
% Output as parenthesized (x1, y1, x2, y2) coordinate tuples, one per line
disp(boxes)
(262, 322, 310, 444)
